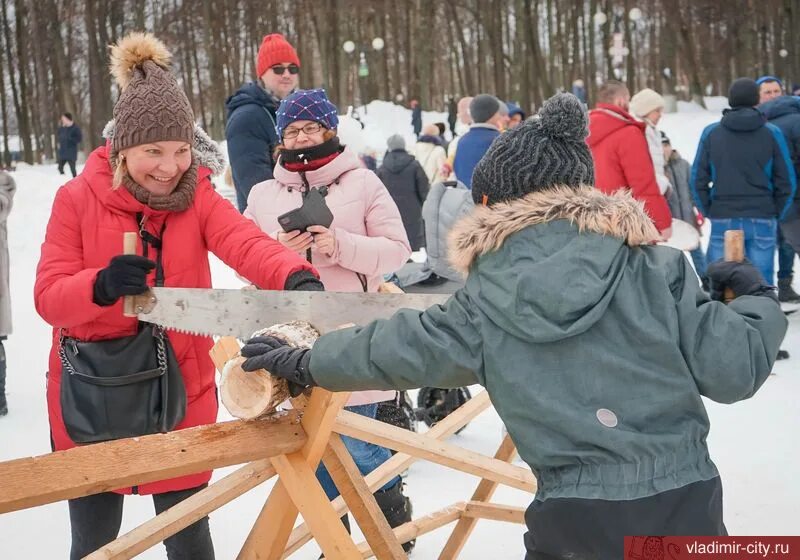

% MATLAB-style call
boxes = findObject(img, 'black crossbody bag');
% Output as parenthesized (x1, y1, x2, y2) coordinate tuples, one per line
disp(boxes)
(59, 216, 186, 443)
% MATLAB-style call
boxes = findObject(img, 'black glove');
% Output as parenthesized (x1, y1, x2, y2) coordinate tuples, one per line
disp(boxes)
(93, 255, 156, 306)
(284, 270, 325, 291)
(707, 259, 778, 303)
(240, 336, 316, 397)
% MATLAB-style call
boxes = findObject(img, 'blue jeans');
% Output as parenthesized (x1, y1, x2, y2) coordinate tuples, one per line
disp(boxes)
(316, 403, 400, 500)
(707, 218, 777, 284)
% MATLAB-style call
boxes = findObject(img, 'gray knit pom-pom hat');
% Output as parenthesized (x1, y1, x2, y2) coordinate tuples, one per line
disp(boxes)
(471, 93, 594, 205)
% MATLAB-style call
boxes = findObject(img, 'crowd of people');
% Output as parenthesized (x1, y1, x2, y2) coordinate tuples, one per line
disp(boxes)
(0, 25, 794, 560)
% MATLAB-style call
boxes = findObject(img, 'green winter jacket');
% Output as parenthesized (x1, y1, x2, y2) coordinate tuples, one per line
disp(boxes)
(309, 186, 787, 502)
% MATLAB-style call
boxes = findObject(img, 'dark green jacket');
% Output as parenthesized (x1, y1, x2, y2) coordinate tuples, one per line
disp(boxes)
(309, 186, 787, 501)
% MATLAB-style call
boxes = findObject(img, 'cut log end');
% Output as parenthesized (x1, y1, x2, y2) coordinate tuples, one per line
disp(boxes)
(219, 321, 320, 419)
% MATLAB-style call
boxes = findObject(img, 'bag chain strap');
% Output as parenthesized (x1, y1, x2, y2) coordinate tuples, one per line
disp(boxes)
(58, 326, 168, 376)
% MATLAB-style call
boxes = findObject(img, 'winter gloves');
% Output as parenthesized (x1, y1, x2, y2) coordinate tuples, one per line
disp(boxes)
(283, 269, 325, 291)
(707, 260, 778, 303)
(240, 336, 316, 397)
(93, 255, 156, 306)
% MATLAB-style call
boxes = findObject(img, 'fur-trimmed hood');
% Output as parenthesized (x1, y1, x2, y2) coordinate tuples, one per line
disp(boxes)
(447, 186, 662, 343)
(102, 120, 226, 176)
(449, 185, 659, 275)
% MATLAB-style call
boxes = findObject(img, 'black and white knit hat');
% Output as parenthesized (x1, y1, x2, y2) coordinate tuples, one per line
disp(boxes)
(471, 93, 594, 206)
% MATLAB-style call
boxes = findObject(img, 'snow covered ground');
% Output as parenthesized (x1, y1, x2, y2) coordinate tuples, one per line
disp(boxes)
(0, 98, 798, 559)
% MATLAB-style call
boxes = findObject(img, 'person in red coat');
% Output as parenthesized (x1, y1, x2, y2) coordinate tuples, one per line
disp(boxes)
(587, 81, 672, 239)
(33, 33, 321, 560)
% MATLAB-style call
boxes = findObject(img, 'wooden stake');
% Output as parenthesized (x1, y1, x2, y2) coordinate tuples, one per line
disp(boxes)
(439, 433, 519, 559)
(282, 390, 493, 558)
(724, 229, 745, 303)
(322, 434, 407, 559)
(334, 410, 536, 492)
(85, 460, 277, 560)
(122, 232, 138, 317)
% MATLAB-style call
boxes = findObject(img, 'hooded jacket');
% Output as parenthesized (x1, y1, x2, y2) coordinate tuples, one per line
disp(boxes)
(588, 104, 672, 231)
(245, 148, 411, 405)
(761, 96, 800, 220)
(691, 106, 797, 220)
(306, 186, 786, 504)
(412, 136, 447, 184)
(225, 82, 281, 212)
(377, 149, 430, 250)
(35, 134, 314, 495)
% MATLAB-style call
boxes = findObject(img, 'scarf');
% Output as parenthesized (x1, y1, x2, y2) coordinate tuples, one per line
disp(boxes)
(281, 137, 343, 172)
(120, 159, 199, 212)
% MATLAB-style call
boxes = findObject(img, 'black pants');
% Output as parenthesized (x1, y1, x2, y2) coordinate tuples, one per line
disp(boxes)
(68, 484, 214, 560)
(58, 159, 77, 177)
(523, 477, 727, 560)
(780, 218, 800, 255)
(0, 339, 6, 404)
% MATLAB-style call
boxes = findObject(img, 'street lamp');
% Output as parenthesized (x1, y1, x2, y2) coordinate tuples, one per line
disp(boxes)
(342, 37, 385, 107)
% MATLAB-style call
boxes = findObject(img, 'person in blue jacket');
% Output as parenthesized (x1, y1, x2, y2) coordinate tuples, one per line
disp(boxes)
(692, 78, 797, 284)
(225, 34, 300, 212)
(759, 78, 800, 301)
(57, 112, 82, 178)
(453, 95, 506, 188)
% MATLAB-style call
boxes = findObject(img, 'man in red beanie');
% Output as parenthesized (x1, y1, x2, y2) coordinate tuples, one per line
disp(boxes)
(225, 34, 300, 212)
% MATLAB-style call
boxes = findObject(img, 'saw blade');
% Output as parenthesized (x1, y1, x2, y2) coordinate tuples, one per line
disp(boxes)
(137, 287, 451, 338)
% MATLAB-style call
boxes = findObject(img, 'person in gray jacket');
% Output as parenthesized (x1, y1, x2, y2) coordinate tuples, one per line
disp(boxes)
(239, 94, 787, 558)
(0, 171, 14, 416)
(662, 132, 707, 288)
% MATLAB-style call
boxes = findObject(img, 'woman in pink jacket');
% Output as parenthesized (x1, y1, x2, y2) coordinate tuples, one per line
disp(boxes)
(243, 88, 414, 547)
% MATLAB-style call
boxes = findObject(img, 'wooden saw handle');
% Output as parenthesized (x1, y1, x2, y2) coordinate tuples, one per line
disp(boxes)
(122, 232, 138, 317)
(723, 229, 744, 303)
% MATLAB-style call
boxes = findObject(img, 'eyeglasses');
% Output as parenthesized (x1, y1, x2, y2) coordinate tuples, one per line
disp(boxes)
(271, 64, 300, 76)
(283, 122, 323, 139)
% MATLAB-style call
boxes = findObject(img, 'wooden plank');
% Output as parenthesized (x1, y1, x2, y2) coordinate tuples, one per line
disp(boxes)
(322, 434, 406, 559)
(282, 390, 492, 558)
(439, 434, 518, 559)
(724, 229, 745, 302)
(334, 411, 536, 493)
(209, 336, 241, 372)
(238, 389, 351, 560)
(356, 503, 466, 559)
(461, 502, 526, 524)
(85, 459, 277, 560)
(122, 232, 138, 317)
(271, 453, 362, 559)
(0, 412, 304, 514)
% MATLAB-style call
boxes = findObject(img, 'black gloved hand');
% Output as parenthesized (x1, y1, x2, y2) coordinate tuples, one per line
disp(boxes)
(93, 254, 156, 306)
(240, 336, 316, 397)
(284, 270, 325, 291)
(707, 259, 778, 303)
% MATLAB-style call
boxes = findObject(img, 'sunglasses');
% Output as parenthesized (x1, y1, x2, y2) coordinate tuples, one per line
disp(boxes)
(271, 64, 300, 76)
(283, 122, 323, 139)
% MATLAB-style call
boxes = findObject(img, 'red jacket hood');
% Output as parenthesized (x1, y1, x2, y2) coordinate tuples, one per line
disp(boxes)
(82, 142, 214, 219)
(587, 104, 645, 147)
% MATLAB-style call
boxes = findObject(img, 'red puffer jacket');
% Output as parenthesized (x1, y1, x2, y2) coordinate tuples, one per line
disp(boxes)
(34, 144, 315, 495)
(587, 104, 672, 232)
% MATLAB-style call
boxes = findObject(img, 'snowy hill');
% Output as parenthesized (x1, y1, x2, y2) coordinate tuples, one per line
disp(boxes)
(0, 98, 798, 558)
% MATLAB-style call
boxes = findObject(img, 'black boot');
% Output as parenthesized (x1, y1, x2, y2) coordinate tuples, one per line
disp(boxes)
(778, 276, 800, 303)
(375, 481, 414, 553)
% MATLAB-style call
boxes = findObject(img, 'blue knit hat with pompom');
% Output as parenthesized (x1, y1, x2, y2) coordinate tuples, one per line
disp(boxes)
(276, 88, 339, 138)
(471, 93, 594, 205)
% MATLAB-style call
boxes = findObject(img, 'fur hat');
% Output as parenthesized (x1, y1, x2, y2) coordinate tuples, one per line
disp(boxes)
(471, 93, 594, 206)
(256, 34, 300, 77)
(629, 88, 665, 118)
(275, 89, 339, 138)
(109, 33, 194, 158)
